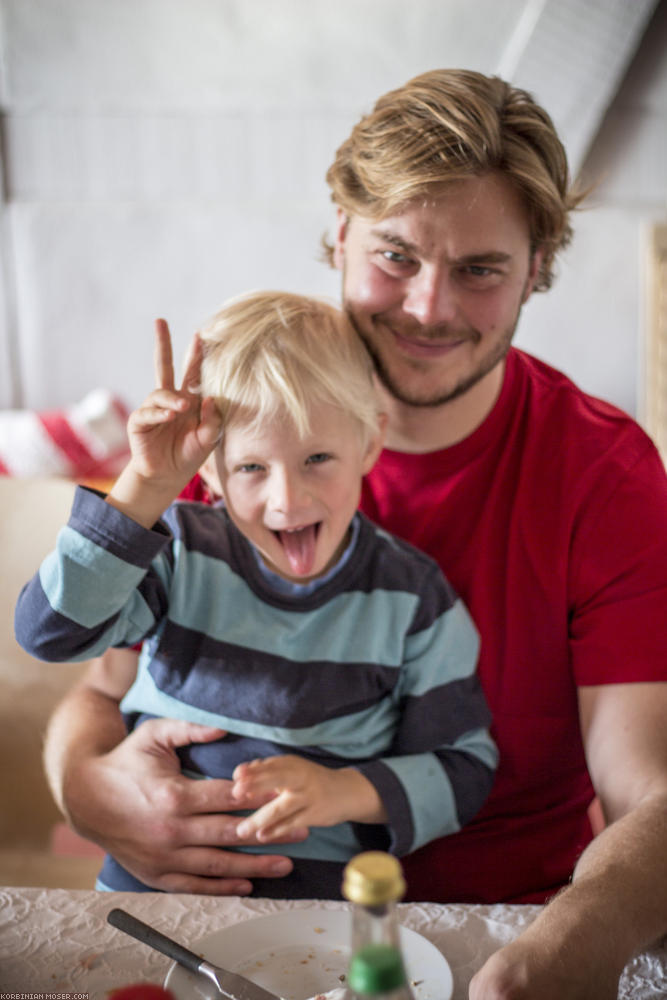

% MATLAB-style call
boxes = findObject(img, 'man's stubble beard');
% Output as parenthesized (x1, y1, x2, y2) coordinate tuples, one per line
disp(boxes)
(348, 312, 520, 409)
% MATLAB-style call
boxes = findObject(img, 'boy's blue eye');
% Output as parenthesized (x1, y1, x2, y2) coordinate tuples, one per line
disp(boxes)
(306, 453, 331, 465)
(239, 463, 263, 473)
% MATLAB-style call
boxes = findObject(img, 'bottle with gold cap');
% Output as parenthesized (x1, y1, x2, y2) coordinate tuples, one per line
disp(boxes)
(341, 851, 415, 999)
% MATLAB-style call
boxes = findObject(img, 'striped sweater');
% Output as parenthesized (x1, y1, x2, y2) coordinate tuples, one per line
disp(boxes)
(15, 487, 497, 896)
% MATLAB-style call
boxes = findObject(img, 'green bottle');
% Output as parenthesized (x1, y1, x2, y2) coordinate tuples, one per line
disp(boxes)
(341, 852, 415, 999)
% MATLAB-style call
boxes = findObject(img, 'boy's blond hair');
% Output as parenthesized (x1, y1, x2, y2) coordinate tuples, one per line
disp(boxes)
(325, 69, 586, 292)
(199, 290, 380, 440)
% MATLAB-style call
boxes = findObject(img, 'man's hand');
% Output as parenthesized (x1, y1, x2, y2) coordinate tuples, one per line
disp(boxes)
(63, 715, 298, 894)
(467, 894, 622, 1000)
(232, 754, 386, 841)
(469, 680, 667, 998)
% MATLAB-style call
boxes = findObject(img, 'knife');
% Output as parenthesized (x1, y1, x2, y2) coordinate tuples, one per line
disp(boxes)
(107, 907, 281, 1000)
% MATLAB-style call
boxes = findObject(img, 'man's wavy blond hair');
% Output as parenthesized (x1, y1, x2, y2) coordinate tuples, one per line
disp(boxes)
(199, 290, 380, 441)
(325, 69, 585, 291)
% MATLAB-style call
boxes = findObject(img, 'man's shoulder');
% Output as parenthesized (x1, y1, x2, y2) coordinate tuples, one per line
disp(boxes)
(514, 348, 637, 426)
(512, 348, 657, 467)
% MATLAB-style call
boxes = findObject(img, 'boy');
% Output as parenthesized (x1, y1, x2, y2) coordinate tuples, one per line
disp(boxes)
(15, 290, 496, 897)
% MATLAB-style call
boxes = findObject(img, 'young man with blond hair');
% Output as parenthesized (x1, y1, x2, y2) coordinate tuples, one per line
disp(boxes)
(42, 71, 667, 998)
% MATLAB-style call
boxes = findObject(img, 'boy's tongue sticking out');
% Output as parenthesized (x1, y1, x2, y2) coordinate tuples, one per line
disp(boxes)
(278, 523, 319, 576)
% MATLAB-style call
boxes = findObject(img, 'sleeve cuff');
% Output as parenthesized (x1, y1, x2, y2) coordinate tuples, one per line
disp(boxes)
(355, 759, 415, 856)
(69, 484, 172, 568)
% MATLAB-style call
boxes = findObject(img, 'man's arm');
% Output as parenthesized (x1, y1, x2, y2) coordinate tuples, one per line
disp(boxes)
(469, 681, 667, 1000)
(44, 648, 137, 817)
(43, 650, 296, 895)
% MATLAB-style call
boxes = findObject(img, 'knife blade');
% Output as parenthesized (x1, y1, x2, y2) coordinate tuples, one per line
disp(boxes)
(107, 907, 281, 1000)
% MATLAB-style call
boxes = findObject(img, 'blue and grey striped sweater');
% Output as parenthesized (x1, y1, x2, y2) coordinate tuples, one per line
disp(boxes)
(15, 487, 497, 897)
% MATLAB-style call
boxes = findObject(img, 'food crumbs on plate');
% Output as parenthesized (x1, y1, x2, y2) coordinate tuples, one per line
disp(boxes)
(313, 927, 325, 933)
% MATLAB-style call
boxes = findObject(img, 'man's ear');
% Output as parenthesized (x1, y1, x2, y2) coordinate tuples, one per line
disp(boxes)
(362, 413, 387, 475)
(333, 208, 349, 271)
(522, 247, 545, 302)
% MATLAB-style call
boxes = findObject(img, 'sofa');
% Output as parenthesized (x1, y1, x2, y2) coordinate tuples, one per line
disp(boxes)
(0, 476, 103, 887)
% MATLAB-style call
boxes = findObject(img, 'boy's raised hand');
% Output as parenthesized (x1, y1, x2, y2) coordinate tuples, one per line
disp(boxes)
(129, 319, 220, 480)
(107, 319, 222, 527)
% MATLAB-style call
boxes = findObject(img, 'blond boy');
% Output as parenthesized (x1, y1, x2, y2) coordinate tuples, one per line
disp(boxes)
(16, 291, 496, 896)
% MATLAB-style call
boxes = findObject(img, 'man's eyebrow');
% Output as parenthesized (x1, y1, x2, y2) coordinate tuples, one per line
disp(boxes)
(369, 228, 419, 254)
(456, 251, 513, 265)
(368, 230, 514, 265)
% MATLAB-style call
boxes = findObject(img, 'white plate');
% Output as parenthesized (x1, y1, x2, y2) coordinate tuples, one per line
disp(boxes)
(164, 909, 453, 1000)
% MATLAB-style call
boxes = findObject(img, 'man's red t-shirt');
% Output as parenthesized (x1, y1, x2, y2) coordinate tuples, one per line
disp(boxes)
(178, 475, 216, 504)
(360, 348, 667, 904)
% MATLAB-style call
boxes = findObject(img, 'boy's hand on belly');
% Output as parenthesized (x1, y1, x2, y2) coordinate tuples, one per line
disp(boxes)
(232, 755, 387, 842)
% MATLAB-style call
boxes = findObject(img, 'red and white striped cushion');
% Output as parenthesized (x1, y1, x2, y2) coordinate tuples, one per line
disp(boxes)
(0, 388, 130, 479)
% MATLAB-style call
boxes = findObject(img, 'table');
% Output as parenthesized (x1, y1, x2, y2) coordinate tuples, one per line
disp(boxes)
(1, 888, 665, 999)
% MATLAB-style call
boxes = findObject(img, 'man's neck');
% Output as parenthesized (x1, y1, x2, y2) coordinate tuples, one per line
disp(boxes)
(380, 359, 507, 454)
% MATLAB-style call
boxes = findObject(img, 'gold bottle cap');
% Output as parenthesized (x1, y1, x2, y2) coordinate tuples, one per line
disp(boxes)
(342, 851, 406, 905)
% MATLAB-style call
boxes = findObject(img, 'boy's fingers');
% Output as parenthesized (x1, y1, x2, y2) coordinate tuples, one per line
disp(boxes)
(128, 407, 175, 431)
(180, 332, 199, 387)
(182, 333, 203, 397)
(257, 819, 309, 843)
(237, 801, 282, 839)
(154, 318, 175, 391)
(146, 389, 190, 411)
(239, 800, 310, 843)
(199, 397, 223, 443)
(233, 768, 278, 798)
(129, 392, 189, 430)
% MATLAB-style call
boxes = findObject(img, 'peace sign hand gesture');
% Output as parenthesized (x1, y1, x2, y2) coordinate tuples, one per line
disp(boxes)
(107, 319, 222, 528)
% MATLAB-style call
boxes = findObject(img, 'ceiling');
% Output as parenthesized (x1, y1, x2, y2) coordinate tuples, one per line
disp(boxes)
(490, 0, 661, 173)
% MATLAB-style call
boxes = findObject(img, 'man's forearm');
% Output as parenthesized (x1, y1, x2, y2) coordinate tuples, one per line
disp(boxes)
(43, 683, 126, 817)
(524, 680, 667, 993)
(470, 792, 667, 1000)
(569, 792, 667, 954)
(529, 793, 667, 988)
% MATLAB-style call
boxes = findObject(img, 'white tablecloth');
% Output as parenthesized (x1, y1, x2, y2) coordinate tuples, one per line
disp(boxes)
(0, 888, 665, 999)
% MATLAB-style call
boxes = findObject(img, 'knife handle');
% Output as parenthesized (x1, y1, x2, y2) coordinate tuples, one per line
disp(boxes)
(107, 907, 203, 976)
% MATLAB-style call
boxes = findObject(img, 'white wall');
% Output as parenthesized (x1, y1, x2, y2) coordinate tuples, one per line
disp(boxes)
(0, 0, 665, 424)
(0, 0, 521, 411)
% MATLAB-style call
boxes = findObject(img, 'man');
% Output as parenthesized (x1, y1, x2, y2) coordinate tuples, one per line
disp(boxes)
(42, 70, 667, 998)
